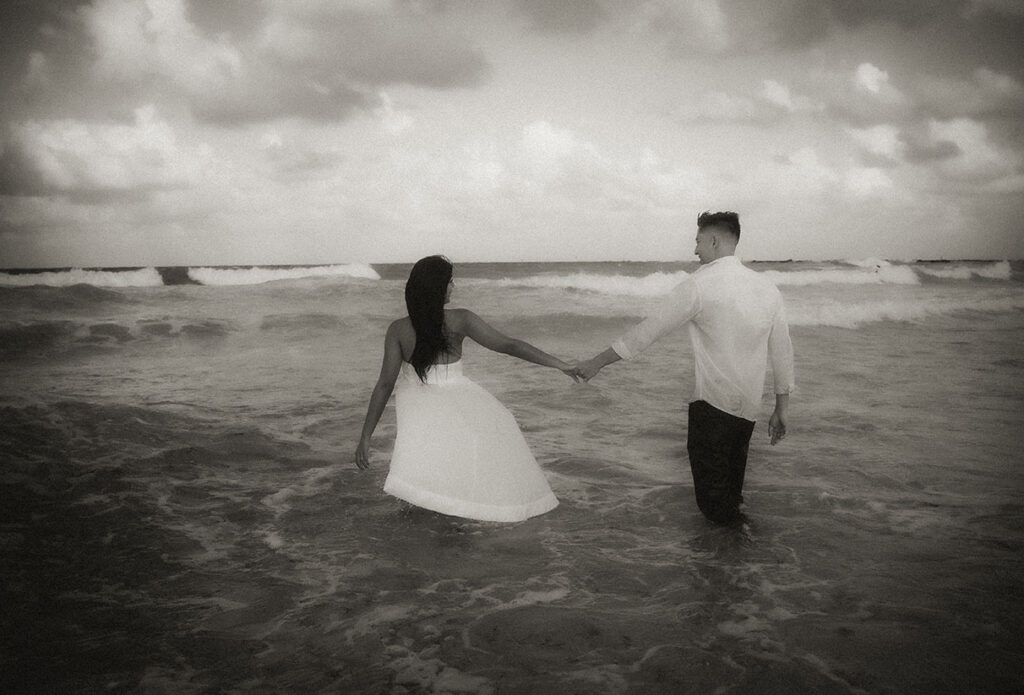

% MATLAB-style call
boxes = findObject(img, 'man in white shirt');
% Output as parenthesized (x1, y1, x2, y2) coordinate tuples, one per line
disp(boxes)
(577, 211, 795, 524)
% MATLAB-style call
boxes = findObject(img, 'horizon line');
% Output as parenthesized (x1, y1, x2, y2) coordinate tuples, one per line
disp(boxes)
(0, 258, 1019, 272)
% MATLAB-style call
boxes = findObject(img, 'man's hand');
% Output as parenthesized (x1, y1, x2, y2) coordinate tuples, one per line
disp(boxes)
(575, 347, 622, 382)
(575, 356, 604, 381)
(768, 408, 787, 445)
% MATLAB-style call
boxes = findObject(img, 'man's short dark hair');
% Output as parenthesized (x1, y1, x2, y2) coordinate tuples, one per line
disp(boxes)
(697, 211, 740, 240)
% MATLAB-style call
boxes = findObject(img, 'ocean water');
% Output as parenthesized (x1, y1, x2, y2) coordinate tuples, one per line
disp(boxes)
(2, 260, 1023, 694)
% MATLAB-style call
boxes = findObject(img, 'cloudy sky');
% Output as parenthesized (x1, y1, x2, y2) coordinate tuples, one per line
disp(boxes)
(1, 0, 1022, 267)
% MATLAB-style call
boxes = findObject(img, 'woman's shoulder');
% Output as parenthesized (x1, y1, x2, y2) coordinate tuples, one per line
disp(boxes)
(444, 307, 474, 327)
(387, 316, 414, 337)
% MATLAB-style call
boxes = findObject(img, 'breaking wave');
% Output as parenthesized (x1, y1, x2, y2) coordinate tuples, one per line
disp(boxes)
(187, 264, 380, 286)
(789, 293, 1024, 328)
(491, 271, 691, 297)
(0, 268, 164, 287)
(488, 260, 1014, 297)
(916, 260, 1011, 281)
(763, 265, 921, 286)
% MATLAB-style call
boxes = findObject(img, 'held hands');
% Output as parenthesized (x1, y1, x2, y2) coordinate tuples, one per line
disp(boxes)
(559, 364, 583, 382)
(574, 355, 605, 382)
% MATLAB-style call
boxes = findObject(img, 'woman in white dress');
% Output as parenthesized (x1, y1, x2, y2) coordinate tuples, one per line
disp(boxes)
(355, 256, 578, 522)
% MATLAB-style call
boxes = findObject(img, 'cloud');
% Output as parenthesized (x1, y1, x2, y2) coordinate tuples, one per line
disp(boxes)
(257, 129, 345, 181)
(360, 120, 707, 230)
(847, 124, 905, 163)
(760, 80, 824, 113)
(927, 117, 1021, 183)
(816, 63, 912, 126)
(514, 0, 607, 34)
(32, 0, 369, 124)
(632, 0, 730, 55)
(779, 147, 839, 193)
(672, 91, 760, 122)
(901, 131, 961, 164)
(376, 92, 414, 135)
(636, 0, 965, 55)
(259, 2, 490, 90)
(851, 63, 908, 110)
(844, 167, 893, 197)
(855, 63, 887, 93)
(11, 0, 489, 126)
(965, 0, 1024, 17)
(910, 67, 1024, 119)
(672, 80, 824, 124)
(517, 121, 707, 209)
(0, 105, 205, 200)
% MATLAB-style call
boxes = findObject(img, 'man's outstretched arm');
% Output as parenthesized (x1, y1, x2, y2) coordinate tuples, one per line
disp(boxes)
(578, 278, 700, 382)
(577, 347, 621, 381)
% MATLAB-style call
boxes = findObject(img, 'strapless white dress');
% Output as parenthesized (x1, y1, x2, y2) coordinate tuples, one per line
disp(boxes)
(383, 360, 559, 522)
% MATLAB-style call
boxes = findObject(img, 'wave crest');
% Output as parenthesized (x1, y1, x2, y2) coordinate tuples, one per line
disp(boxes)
(917, 261, 1011, 281)
(790, 294, 1024, 328)
(491, 271, 691, 297)
(0, 268, 164, 287)
(763, 265, 920, 286)
(187, 264, 380, 286)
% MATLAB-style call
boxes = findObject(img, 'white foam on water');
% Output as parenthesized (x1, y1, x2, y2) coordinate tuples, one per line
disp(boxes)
(261, 464, 342, 517)
(917, 260, 1011, 280)
(488, 270, 691, 297)
(484, 263, 945, 298)
(261, 530, 285, 549)
(386, 645, 495, 694)
(763, 264, 920, 286)
(789, 293, 1024, 328)
(342, 603, 419, 643)
(844, 257, 893, 269)
(0, 267, 164, 287)
(717, 615, 772, 637)
(187, 263, 380, 285)
(508, 586, 571, 608)
(564, 666, 629, 692)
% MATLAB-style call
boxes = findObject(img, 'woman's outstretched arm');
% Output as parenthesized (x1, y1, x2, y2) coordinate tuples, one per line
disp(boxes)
(457, 309, 579, 381)
(355, 322, 404, 469)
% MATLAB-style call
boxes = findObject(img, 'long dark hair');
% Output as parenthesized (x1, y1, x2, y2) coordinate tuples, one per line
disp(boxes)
(405, 255, 453, 381)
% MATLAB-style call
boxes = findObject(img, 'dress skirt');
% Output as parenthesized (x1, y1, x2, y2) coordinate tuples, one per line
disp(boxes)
(384, 360, 559, 522)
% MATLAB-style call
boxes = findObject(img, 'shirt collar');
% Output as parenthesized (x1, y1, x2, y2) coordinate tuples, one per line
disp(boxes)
(702, 255, 741, 269)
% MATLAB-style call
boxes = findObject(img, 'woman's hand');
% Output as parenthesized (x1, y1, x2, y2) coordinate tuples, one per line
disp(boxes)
(355, 439, 371, 469)
(557, 361, 582, 383)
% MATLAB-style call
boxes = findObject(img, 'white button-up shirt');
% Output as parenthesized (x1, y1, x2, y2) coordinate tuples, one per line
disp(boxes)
(610, 256, 795, 422)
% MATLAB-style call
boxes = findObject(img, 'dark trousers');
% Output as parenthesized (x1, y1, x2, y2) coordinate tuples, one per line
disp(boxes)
(686, 400, 756, 524)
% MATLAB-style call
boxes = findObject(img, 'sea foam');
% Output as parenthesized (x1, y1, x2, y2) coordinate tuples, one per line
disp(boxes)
(916, 260, 1011, 281)
(187, 264, 380, 286)
(0, 267, 164, 287)
(789, 293, 1024, 328)
(489, 264, 925, 296)
(492, 271, 691, 297)
(763, 265, 920, 286)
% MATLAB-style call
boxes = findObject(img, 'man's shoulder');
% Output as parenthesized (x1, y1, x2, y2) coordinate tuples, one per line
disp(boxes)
(700, 259, 783, 300)
(735, 260, 780, 286)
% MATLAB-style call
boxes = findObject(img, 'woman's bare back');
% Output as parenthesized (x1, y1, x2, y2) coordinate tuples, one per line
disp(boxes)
(393, 309, 469, 365)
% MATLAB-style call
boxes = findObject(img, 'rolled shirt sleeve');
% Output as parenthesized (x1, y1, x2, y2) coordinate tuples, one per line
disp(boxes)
(767, 303, 795, 394)
(611, 278, 700, 360)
